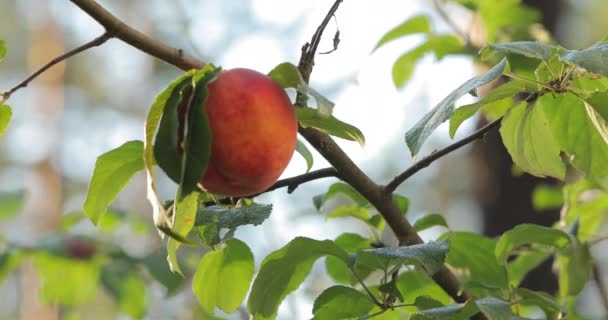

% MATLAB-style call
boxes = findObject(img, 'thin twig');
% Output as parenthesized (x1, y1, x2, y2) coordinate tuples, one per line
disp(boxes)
(1, 32, 111, 102)
(593, 263, 608, 313)
(385, 117, 502, 193)
(352, 267, 383, 307)
(202, 167, 340, 206)
(431, 0, 471, 45)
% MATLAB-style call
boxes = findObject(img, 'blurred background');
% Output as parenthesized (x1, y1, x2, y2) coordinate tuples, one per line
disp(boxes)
(0, 0, 607, 319)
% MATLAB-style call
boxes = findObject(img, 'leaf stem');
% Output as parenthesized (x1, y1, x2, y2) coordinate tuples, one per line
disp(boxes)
(351, 267, 383, 307)
(504, 72, 554, 91)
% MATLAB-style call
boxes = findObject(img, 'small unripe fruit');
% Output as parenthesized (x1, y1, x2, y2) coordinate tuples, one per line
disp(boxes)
(199, 68, 298, 197)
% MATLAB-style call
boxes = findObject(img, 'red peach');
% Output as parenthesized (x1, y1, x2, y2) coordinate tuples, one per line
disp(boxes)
(199, 68, 298, 197)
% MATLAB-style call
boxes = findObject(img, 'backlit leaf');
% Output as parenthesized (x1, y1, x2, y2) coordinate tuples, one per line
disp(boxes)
(373, 15, 431, 51)
(167, 191, 199, 275)
(413, 214, 448, 232)
(248, 237, 348, 319)
(193, 239, 254, 313)
(499, 101, 565, 178)
(83, 141, 144, 225)
(295, 139, 313, 173)
(0, 105, 11, 136)
(297, 107, 365, 147)
(495, 224, 570, 264)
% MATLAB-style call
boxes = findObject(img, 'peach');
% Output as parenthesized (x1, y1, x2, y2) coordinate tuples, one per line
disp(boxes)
(198, 68, 298, 197)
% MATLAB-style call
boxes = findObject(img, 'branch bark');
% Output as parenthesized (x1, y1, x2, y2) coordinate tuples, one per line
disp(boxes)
(69, 0, 472, 305)
(70, 0, 204, 71)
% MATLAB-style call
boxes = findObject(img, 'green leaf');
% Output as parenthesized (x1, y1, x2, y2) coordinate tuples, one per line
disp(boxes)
(397, 271, 452, 305)
(413, 214, 448, 232)
(446, 232, 509, 294)
(392, 43, 430, 89)
(34, 253, 102, 305)
(0, 250, 27, 284)
(0, 40, 6, 61)
(411, 300, 479, 320)
(267, 62, 305, 89)
(0, 105, 12, 136)
(145, 69, 199, 229)
(312, 285, 375, 320)
(325, 206, 370, 222)
(247, 237, 349, 319)
(475, 297, 512, 320)
(560, 41, 608, 77)
(356, 240, 448, 275)
(507, 250, 551, 288)
(475, 1, 539, 43)
(393, 194, 410, 215)
(539, 93, 608, 180)
(193, 239, 254, 313)
(297, 107, 365, 147)
(449, 80, 530, 138)
(295, 139, 313, 173)
(414, 296, 445, 310)
(562, 180, 608, 241)
(559, 239, 592, 297)
(315, 182, 369, 210)
(373, 15, 431, 51)
(83, 141, 145, 225)
(499, 101, 565, 178)
(153, 81, 192, 183)
(179, 67, 222, 198)
(268, 62, 334, 116)
(326, 233, 373, 285)
(167, 192, 199, 275)
(532, 184, 563, 210)
(0, 191, 24, 221)
(101, 265, 147, 319)
(142, 252, 185, 295)
(194, 203, 272, 247)
(482, 41, 556, 61)
(495, 224, 570, 264)
(427, 34, 464, 59)
(406, 58, 508, 157)
(514, 288, 563, 318)
(582, 92, 608, 145)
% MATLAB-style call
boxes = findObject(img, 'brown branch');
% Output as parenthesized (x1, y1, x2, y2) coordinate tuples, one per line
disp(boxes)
(385, 117, 503, 193)
(69, 0, 204, 71)
(295, 0, 471, 304)
(203, 167, 340, 206)
(1, 32, 111, 102)
(66, 0, 472, 306)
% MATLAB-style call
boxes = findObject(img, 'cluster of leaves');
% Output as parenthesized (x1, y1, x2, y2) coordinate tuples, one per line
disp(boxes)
(0, 201, 183, 319)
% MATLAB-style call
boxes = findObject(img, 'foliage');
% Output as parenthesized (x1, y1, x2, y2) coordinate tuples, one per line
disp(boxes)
(1, 1, 608, 320)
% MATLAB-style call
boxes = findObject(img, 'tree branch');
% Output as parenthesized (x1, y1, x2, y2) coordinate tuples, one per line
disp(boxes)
(295, 0, 472, 304)
(385, 117, 503, 193)
(69, 0, 204, 71)
(67, 0, 472, 305)
(1, 32, 111, 102)
(203, 167, 340, 206)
